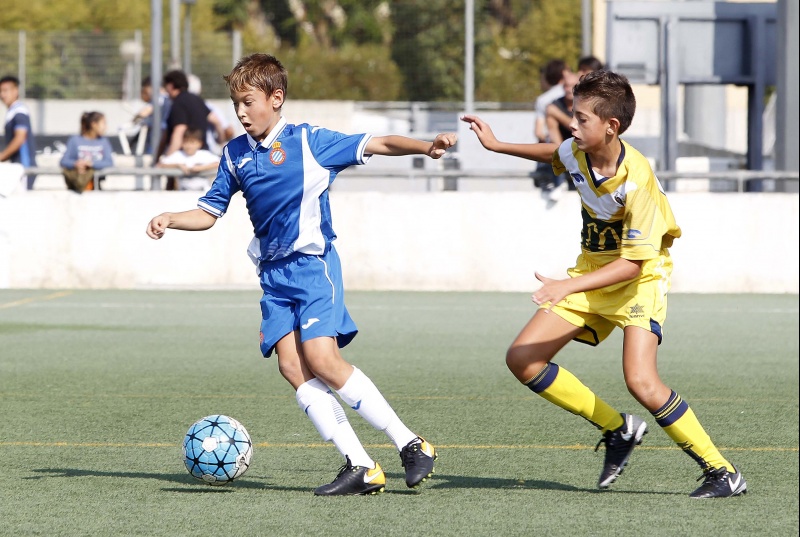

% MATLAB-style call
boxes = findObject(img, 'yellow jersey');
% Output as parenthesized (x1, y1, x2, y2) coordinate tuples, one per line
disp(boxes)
(553, 138, 681, 267)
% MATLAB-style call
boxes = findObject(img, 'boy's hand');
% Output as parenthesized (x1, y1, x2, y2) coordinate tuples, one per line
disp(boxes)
(146, 213, 171, 239)
(531, 272, 573, 312)
(460, 115, 498, 151)
(428, 132, 457, 159)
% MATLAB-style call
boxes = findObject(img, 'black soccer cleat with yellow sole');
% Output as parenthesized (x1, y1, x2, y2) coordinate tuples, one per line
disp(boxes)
(313, 457, 385, 496)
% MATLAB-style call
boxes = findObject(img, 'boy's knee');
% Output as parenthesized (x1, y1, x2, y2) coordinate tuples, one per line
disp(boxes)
(624, 375, 661, 403)
(506, 344, 553, 384)
(506, 345, 534, 377)
(278, 359, 306, 387)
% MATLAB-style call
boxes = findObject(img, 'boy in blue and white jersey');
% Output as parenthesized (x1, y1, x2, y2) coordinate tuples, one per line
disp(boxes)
(0, 76, 37, 190)
(461, 70, 745, 499)
(147, 53, 456, 496)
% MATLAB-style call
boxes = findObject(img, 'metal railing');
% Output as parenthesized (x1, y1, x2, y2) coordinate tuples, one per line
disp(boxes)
(23, 166, 799, 193)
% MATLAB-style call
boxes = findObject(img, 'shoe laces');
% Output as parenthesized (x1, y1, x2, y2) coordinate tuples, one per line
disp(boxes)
(594, 428, 625, 453)
(400, 438, 422, 468)
(696, 467, 727, 483)
(333, 456, 356, 480)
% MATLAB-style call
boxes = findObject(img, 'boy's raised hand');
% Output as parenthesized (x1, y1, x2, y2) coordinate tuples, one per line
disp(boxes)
(428, 132, 458, 159)
(460, 115, 498, 151)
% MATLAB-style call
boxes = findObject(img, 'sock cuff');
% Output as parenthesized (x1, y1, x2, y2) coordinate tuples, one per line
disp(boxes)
(336, 366, 366, 406)
(651, 390, 689, 427)
(525, 363, 560, 393)
(296, 377, 332, 411)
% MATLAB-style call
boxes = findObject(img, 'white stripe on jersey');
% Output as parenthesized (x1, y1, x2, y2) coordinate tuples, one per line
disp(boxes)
(198, 200, 223, 217)
(222, 145, 239, 186)
(357, 135, 372, 164)
(558, 141, 637, 221)
(292, 127, 329, 255)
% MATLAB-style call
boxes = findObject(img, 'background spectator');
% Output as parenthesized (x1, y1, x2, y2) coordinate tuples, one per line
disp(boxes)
(533, 59, 570, 143)
(0, 75, 37, 190)
(187, 74, 234, 155)
(155, 70, 211, 190)
(532, 59, 571, 199)
(156, 127, 218, 191)
(546, 71, 580, 146)
(130, 76, 171, 156)
(60, 111, 114, 193)
(577, 55, 604, 79)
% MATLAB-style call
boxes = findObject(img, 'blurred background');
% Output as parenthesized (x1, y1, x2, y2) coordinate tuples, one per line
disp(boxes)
(0, 0, 797, 179)
(0, 0, 797, 292)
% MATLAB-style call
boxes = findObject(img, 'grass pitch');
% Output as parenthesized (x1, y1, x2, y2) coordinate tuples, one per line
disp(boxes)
(0, 290, 797, 536)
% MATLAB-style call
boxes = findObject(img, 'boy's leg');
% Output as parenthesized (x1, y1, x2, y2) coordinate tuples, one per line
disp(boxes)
(510, 310, 647, 489)
(622, 327, 745, 498)
(275, 333, 385, 496)
(303, 337, 436, 488)
(509, 310, 626, 433)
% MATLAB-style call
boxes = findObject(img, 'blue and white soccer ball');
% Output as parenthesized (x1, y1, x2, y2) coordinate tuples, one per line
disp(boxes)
(183, 414, 253, 485)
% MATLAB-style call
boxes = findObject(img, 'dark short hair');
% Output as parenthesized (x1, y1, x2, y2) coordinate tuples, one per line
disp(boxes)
(577, 56, 604, 73)
(573, 70, 636, 134)
(163, 70, 188, 92)
(0, 75, 20, 87)
(183, 127, 205, 143)
(543, 59, 568, 87)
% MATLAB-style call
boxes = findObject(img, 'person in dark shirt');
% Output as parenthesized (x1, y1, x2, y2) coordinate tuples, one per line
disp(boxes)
(154, 70, 210, 190)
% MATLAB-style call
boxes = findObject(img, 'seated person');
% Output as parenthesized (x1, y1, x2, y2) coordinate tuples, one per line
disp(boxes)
(60, 111, 114, 193)
(156, 127, 219, 191)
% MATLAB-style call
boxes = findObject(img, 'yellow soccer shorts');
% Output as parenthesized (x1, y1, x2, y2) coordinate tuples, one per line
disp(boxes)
(549, 252, 673, 346)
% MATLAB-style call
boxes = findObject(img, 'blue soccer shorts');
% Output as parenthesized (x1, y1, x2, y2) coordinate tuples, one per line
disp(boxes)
(257, 245, 358, 357)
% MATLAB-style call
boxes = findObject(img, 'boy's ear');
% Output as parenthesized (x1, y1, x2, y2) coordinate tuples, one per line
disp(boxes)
(607, 118, 621, 135)
(271, 88, 285, 109)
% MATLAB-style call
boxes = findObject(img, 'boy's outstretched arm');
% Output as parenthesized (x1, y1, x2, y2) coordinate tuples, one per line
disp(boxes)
(460, 114, 557, 163)
(146, 208, 217, 239)
(366, 133, 457, 159)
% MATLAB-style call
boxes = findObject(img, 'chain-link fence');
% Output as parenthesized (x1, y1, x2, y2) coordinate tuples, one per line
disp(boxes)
(0, 30, 239, 100)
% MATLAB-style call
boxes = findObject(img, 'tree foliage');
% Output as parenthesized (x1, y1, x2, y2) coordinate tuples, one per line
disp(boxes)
(0, 0, 583, 102)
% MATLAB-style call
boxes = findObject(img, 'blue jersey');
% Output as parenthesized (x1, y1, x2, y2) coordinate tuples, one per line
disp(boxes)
(4, 101, 37, 167)
(198, 117, 371, 268)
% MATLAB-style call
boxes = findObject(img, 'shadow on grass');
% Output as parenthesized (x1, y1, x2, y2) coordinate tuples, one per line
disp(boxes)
(382, 471, 589, 493)
(27, 468, 685, 496)
(383, 472, 684, 496)
(26, 468, 305, 492)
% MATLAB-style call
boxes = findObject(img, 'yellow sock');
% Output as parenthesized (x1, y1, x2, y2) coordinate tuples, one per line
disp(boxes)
(526, 363, 624, 433)
(653, 391, 733, 472)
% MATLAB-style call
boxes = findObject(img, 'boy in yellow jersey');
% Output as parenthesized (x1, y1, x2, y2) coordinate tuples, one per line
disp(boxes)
(460, 70, 745, 498)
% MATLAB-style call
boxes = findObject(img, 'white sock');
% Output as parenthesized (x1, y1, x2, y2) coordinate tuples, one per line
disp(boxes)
(336, 367, 418, 450)
(296, 378, 374, 468)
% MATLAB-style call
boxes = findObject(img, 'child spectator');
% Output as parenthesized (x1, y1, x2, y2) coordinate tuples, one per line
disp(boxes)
(157, 127, 219, 191)
(60, 111, 114, 193)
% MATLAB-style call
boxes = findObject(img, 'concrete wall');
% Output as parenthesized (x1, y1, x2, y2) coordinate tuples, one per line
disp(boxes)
(1, 190, 797, 293)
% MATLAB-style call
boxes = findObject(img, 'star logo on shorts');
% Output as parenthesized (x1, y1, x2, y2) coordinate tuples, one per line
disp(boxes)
(629, 303, 645, 318)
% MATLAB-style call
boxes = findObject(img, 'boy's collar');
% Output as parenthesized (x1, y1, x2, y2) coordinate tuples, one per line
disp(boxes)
(247, 117, 287, 150)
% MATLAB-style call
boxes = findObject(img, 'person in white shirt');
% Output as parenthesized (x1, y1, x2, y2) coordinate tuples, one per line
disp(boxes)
(156, 127, 218, 191)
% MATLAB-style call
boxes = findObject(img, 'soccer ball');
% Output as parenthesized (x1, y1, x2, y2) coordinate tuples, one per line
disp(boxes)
(182, 414, 253, 485)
